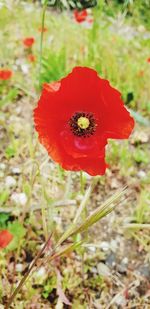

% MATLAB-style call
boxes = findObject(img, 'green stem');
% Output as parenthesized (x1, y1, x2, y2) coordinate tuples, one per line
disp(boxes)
(64, 172, 72, 200)
(39, 1, 47, 86)
(41, 201, 48, 240)
(73, 176, 99, 224)
(80, 171, 84, 195)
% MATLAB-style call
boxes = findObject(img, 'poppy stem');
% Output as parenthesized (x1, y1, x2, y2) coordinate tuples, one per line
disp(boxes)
(73, 176, 99, 224)
(80, 171, 85, 195)
(64, 172, 72, 199)
(39, 1, 48, 87)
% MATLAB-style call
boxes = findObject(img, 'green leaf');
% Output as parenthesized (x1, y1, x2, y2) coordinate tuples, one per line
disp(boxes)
(7, 221, 26, 251)
(5, 146, 16, 159)
(0, 212, 10, 228)
(0, 88, 19, 107)
(133, 149, 149, 163)
(0, 190, 9, 207)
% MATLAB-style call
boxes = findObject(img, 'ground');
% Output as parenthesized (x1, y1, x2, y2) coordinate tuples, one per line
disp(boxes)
(0, 1, 150, 308)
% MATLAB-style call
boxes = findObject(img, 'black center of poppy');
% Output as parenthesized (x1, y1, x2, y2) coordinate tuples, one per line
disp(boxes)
(69, 112, 96, 137)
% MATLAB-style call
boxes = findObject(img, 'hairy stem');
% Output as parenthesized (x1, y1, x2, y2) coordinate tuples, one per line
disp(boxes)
(73, 176, 99, 224)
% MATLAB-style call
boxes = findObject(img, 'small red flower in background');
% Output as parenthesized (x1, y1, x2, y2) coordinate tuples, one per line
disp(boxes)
(147, 57, 150, 63)
(0, 230, 13, 249)
(28, 54, 36, 62)
(74, 9, 94, 27)
(74, 9, 88, 23)
(0, 69, 12, 80)
(34, 67, 134, 176)
(38, 26, 48, 33)
(23, 37, 35, 48)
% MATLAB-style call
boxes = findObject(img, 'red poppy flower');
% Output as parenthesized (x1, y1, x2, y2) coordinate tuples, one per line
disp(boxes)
(0, 69, 12, 80)
(74, 9, 88, 23)
(147, 57, 150, 63)
(0, 230, 13, 249)
(34, 67, 134, 176)
(28, 54, 36, 62)
(23, 37, 35, 48)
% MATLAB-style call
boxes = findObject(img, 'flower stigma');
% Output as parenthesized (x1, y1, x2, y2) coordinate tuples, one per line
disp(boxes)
(77, 116, 90, 129)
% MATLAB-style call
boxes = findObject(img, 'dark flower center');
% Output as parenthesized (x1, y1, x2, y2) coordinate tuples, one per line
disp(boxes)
(69, 112, 96, 137)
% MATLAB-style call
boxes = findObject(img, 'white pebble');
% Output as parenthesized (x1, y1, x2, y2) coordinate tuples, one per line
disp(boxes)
(114, 294, 126, 306)
(122, 257, 128, 264)
(16, 263, 23, 272)
(11, 167, 21, 175)
(21, 64, 29, 74)
(137, 170, 146, 178)
(88, 246, 96, 252)
(100, 241, 110, 251)
(97, 262, 111, 277)
(110, 239, 118, 252)
(11, 192, 27, 206)
(54, 216, 62, 225)
(5, 176, 16, 187)
(35, 266, 46, 278)
(0, 163, 6, 170)
(34, 266, 47, 284)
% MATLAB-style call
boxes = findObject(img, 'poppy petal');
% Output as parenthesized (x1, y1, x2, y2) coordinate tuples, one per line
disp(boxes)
(34, 67, 134, 176)
(98, 79, 135, 139)
(0, 230, 13, 249)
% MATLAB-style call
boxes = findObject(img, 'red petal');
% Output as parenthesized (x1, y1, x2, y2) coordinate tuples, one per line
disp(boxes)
(0, 230, 13, 249)
(34, 67, 134, 175)
(74, 10, 88, 23)
(60, 129, 107, 159)
(97, 79, 135, 139)
(61, 153, 108, 176)
(0, 70, 12, 80)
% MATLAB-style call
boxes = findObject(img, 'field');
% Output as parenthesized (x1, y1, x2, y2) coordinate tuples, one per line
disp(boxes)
(0, 1, 150, 308)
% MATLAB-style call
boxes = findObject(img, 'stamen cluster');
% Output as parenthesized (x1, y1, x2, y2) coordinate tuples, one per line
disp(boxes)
(69, 112, 96, 137)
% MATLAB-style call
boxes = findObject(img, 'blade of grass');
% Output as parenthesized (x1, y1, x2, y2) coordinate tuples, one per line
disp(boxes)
(57, 187, 127, 247)
(124, 223, 150, 229)
(49, 240, 83, 261)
